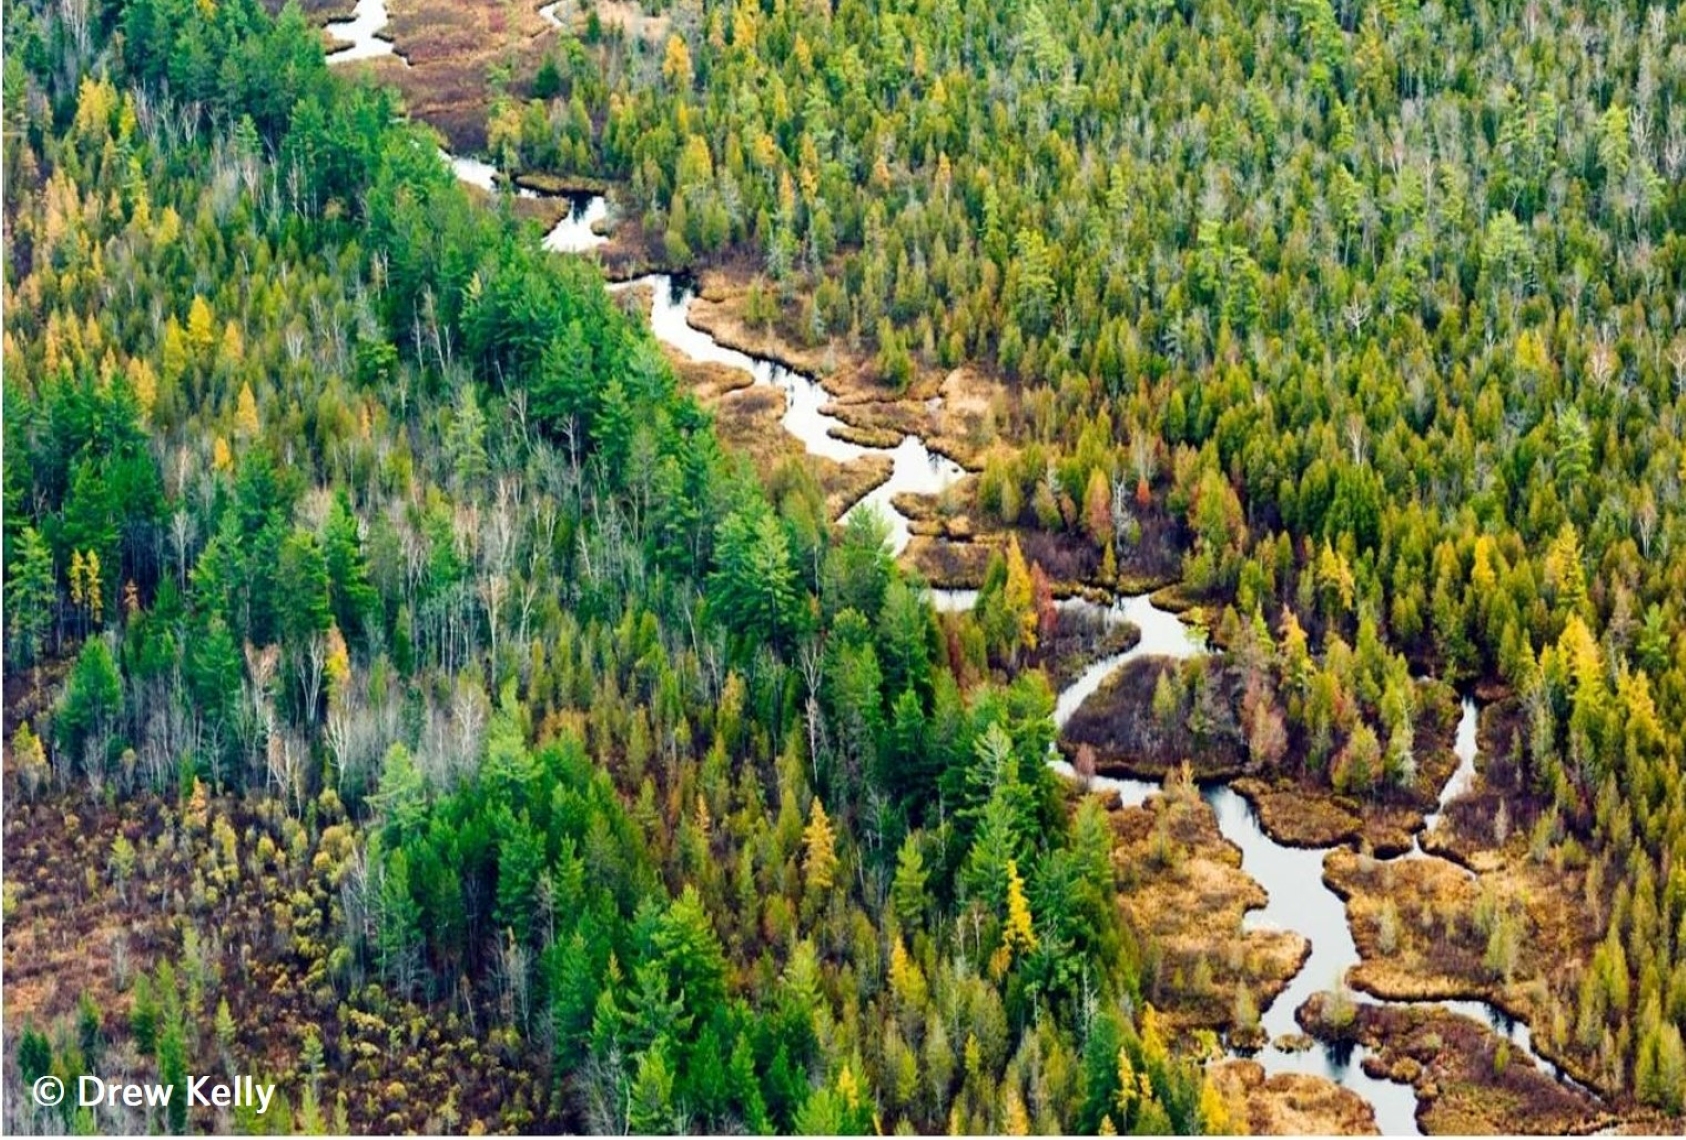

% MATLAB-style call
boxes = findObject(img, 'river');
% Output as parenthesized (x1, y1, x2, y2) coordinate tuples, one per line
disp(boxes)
(547, 200, 967, 555)
(444, 164, 1589, 1134)
(324, 0, 400, 64)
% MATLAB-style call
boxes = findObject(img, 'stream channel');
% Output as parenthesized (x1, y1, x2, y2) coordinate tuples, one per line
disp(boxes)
(324, 0, 401, 64)
(378, 124, 1592, 1131)
(538, 186, 1592, 1134)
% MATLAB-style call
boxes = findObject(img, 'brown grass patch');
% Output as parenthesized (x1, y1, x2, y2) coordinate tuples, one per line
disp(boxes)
(514, 171, 612, 195)
(1210, 1059, 1380, 1136)
(322, 0, 562, 152)
(691, 268, 937, 402)
(1110, 785, 1309, 1038)
(1324, 837, 1612, 1099)
(1298, 995, 1612, 1135)
(686, 269, 1002, 478)
(1232, 777, 1364, 848)
(681, 271, 1012, 469)
(827, 420, 905, 450)
(511, 192, 573, 231)
(4, 789, 549, 1132)
(922, 366, 1008, 469)
(903, 537, 994, 587)
(683, 272, 1009, 480)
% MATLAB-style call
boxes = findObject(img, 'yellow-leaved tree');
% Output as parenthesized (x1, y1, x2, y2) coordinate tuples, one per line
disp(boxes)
(802, 796, 837, 892)
(235, 381, 260, 438)
(161, 319, 190, 386)
(127, 357, 157, 421)
(324, 624, 351, 708)
(1199, 1074, 1240, 1134)
(662, 34, 693, 88)
(219, 319, 244, 371)
(1004, 535, 1037, 654)
(187, 295, 216, 358)
(1003, 858, 1037, 957)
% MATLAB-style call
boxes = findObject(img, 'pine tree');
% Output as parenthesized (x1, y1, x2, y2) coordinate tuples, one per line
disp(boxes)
(6, 526, 56, 665)
(890, 833, 927, 928)
(627, 1043, 677, 1133)
(214, 996, 237, 1061)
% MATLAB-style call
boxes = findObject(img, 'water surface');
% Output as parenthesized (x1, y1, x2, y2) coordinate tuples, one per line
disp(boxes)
(325, 0, 400, 63)
(613, 273, 963, 555)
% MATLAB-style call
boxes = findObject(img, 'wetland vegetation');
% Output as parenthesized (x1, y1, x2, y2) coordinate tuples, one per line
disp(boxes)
(6, 0, 1686, 1134)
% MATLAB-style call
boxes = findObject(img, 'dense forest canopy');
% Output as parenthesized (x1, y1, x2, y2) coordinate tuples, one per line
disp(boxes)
(6, 0, 1686, 1130)
(492, 0, 1686, 1109)
(1, 0, 1237, 1133)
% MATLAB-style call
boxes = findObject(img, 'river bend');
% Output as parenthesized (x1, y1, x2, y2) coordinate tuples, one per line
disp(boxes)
(440, 160, 1587, 1135)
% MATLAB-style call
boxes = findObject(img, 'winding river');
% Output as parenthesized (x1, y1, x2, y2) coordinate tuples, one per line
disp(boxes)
(446, 163, 1588, 1133)
(547, 199, 966, 555)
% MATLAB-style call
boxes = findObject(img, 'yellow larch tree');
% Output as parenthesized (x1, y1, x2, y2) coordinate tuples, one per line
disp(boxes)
(1003, 857, 1037, 958)
(324, 624, 351, 708)
(161, 318, 190, 385)
(127, 355, 155, 418)
(1199, 1073, 1242, 1134)
(70, 549, 103, 624)
(662, 34, 693, 88)
(1003, 1086, 1030, 1136)
(802, 796, 838, 892)
(234, 381, 260, 438)
(219, 319, 244, 371)
(1004, 535, 1038, 653)
(1115, 1045, 1136, 1118)
(186, 295, 215, 358)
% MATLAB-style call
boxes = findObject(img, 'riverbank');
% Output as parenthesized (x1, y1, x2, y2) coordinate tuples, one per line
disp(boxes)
(1323, 805, 1612, 1100)
(315, 0, 560, 149)
(1061, 663, 1478, 852)
(1109, 777, 1312, 1040)
(680, 268, 1004, 472)
(624, 294, 896, 521)
(1298, 993, 1610, 1134)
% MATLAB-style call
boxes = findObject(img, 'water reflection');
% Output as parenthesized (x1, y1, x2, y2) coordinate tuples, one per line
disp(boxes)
(543, 194, 610, 253)
(325, 0, 400, 63)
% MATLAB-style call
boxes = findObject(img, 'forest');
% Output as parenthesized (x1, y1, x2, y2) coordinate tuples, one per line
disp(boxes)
(5, 0, 1686, 1133)
(1, 0, 1235, 1133)
(495, 0, 1686, 1117)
